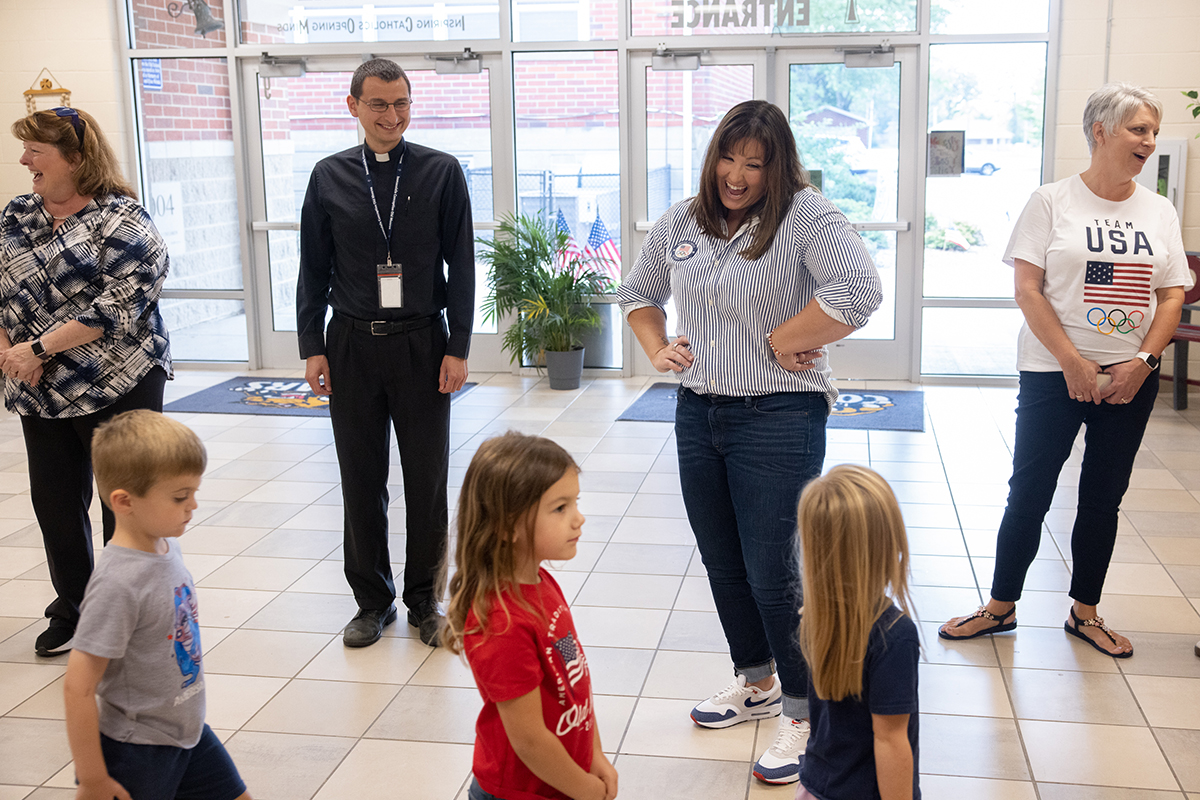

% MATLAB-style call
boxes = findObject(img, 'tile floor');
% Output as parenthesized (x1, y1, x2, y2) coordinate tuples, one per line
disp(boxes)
(1, 370, 1199, 800)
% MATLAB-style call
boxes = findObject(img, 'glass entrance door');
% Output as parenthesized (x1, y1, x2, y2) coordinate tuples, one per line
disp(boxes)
(629, 49, 767, 340)
(775, 48, 917, 380)
(242, 55, 503, 369)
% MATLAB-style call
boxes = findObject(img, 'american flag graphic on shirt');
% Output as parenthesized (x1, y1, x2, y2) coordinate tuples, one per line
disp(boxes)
(1084, 261, 1153, 308)
(553, 632, 585, 689)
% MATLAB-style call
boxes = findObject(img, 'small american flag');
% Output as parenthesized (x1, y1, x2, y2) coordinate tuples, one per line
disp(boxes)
(583, 211, 622, 282)
(556, 209, 584, 270)
(1084, 261, 1153, 308)
(552, 632, 585, 688)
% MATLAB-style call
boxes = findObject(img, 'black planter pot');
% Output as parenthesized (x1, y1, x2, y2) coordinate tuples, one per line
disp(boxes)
(545, 347, 585, 390)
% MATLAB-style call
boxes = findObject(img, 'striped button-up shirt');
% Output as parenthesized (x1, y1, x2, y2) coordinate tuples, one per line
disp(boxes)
(618, 190, 881, 408)
(0, 193, 172, 418)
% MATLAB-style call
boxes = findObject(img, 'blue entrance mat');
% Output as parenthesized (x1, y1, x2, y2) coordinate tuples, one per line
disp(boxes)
(618, 383, 925, 432)
(164, 377, 476, 417)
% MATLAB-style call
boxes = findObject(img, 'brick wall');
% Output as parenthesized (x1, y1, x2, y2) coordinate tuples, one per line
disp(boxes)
(646, 65, 754, 126)
(129, 0, 226, 48)
(513, 53, 619, 128)
(137, 58, 232, 142)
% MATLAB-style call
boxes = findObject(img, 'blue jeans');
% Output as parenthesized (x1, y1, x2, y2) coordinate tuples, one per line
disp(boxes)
(467, 778, 498, 800)
(675, 387, 828, 719)
(992, 369, 1158, 606)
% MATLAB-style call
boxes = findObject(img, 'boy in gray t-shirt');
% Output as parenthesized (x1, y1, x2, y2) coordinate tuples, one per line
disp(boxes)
(64, 410, 251, 800)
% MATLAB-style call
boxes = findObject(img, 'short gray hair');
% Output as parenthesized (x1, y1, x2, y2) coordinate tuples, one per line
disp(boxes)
(350, 58, 411, 98)
(1083, 83, 1162, 153)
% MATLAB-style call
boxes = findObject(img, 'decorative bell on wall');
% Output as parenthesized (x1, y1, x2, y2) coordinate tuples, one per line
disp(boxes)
(166, 0, 224, 37)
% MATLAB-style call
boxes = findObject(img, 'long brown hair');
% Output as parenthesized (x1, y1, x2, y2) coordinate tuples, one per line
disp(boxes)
(693, 100, 808, 260)
(797, 465, 915, 702)
(441, 432, 578, 655)
(11, 108, 137, 200)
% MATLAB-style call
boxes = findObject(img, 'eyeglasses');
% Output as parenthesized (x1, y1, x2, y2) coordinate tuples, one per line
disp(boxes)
(51, 107, 86, 150)
(361, 98, 412, 113)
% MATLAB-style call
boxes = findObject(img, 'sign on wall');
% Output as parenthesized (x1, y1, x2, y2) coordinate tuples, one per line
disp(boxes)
(240, 0, 500, 43)
(148, 181, 187, 255)
(927, 130, 964, 176)
(140, 59, 163, 91)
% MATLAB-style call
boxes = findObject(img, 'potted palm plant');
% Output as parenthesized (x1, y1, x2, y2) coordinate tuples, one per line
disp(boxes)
(479, 212, 614, 390)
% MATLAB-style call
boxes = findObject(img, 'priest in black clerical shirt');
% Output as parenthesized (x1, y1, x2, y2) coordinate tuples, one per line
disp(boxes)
(296, 58, 474, 649)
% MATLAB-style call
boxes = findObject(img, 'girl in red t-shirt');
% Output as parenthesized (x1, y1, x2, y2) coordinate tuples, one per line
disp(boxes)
(443, 432, 618, 800)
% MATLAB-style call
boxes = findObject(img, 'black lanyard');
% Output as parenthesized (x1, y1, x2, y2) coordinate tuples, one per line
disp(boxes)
(360, 142, 406, 266)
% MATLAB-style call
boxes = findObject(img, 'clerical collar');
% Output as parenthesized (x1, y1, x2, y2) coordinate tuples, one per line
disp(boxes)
(371, 140, 407, 163)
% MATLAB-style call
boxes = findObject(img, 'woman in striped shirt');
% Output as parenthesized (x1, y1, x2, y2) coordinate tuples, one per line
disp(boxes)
(618, 100, 881, 785)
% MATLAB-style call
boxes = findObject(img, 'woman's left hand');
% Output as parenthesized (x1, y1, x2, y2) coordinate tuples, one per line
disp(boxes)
(1, 342, 45, 385)
(776, 347, 825, 372)
(1098, 358, 1151, 405)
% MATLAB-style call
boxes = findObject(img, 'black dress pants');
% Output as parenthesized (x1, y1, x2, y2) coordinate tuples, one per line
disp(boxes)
(22, 366, 167, 627)
(326, 313, 451, 612)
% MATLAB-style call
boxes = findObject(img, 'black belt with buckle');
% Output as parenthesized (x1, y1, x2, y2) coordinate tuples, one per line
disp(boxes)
(337, 313, 436, 336)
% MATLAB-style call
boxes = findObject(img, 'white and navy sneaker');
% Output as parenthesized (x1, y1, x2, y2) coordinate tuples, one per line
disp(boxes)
(753, 715, 810, 784)
(690, 674, 782, 729)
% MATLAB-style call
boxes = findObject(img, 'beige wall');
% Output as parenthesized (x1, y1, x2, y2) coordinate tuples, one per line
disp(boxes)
(0, 0, 129, 203)
(1058, 0, 1200, 384)
(1058, 0, 1200, 250)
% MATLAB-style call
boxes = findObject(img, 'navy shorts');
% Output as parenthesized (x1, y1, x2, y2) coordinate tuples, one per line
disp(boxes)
(99, 724, 246, 800)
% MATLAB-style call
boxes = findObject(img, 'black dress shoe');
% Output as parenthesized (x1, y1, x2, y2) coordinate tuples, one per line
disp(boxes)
(407, 598, 444, 647)
(35, 622, 74, 657)
(343, 605, 397, 648)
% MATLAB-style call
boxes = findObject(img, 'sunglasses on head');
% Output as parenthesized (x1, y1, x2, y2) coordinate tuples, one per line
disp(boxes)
(50, 107, 86, 150)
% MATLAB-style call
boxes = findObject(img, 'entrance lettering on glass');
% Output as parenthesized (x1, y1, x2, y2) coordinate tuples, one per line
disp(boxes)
(669, 0, 809, 29)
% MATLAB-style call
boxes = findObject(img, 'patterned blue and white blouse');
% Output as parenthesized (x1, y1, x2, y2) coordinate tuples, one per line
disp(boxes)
(618, 190, 881, 408)
(0, 192, 172, 418)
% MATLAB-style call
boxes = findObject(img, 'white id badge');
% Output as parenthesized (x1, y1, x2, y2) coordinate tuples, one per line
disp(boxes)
(377, 263, 403, 308)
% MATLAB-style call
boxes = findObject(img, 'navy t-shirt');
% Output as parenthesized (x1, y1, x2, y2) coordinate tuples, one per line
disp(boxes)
(800, 604, 920, 800)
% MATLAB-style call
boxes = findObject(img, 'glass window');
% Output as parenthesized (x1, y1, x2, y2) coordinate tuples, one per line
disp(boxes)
(406, 70, 494, 223)
(475, 234, 497, 335)
(646, 65, 754, 220)
(513, 52, 621, 283)
(238, 0, 499, 44)
(789, 60, 900, 340)
(930, 0, 1050, 34)
(921, 307, 1023, 376)
(128, 0, 226, 48)
(256, 71, 356, 333)
(923, 43, 1046, 300)
(513, 0, 619, 41)
(162, 299, 249, 362)
(790, 62, 900, 223)
(133, 57, 242, 294)
(630, 0, 915, 37)
(133, 57, 245, 361)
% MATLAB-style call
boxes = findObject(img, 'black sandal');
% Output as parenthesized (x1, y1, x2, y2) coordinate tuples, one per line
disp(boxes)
(1064, 607, 1133, 658)
(939, 605, 1017, 641)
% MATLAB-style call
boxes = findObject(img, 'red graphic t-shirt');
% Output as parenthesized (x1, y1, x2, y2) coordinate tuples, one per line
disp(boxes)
(465, 569, 595, 800)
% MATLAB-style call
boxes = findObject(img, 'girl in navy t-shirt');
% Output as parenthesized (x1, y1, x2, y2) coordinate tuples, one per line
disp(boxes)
(442, 432, 618, 800)
(796, 465, 921, 800)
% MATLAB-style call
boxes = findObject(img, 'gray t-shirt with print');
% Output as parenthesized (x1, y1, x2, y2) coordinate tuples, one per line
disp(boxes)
(73, 539, 205, 748)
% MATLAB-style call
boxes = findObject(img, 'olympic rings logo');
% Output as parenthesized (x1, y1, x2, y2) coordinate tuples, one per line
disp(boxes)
(1086, 307, 1143, 335)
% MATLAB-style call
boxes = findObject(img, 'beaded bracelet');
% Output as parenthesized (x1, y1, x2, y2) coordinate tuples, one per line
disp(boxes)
(767, 331, 783, 359)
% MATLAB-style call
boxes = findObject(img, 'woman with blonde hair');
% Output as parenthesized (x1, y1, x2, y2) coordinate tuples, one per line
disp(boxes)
(796, 464, 920, 800)
(1, 106, 172, 657)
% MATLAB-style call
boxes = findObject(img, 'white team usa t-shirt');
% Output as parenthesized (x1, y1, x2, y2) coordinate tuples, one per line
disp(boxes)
(1003, 174, 1190, 372)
